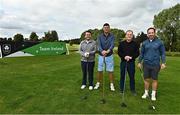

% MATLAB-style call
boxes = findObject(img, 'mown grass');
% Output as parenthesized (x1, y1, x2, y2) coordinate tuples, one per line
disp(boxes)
(0, 53, 179, 114)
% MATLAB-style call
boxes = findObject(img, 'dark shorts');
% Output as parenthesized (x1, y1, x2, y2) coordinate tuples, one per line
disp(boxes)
(143, 63, 160, 80)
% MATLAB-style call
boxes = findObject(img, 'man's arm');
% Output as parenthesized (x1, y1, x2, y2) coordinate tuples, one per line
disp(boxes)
(159, 41, 166, 69)
(160, 41, 166, 64)
(118, 42, 125, 58)
(137, 43, 145, 69)
(108, 35, 115, 53)
(138, 43, 145, 63)
(132, 42, 140, 59)
(79, 41, 85, 57)
(89, 41, 97, 55)
(97, 37, 103, 53)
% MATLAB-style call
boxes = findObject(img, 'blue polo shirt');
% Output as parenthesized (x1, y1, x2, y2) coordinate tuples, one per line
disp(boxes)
(139, 38, 166, 66)
(97, 33, 114, 56)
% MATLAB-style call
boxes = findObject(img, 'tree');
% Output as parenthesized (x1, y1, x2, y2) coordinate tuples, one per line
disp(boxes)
(42, 30, 59, 42)
(80, 28, 125, 46)
(134, 32, 147, 46)
(111, 28, 125, 46)
(8, 37, 12, 41)
(13, 33, 24, 42)
(153, 3, 180, 52)
(0, 37, 3, 41)
(3, 37, 7, 41)
(51, 30, 59, 41)
(30, 32, 39, 41)
(69, 38, 80, 46)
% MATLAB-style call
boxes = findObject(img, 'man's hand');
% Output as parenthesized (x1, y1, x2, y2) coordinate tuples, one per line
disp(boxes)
(85, 52, 89, 57)
(124, 56, 132, 61)
(102, 50, 107, 56)
(124, 56, 129, 61)
(161, 63, 166, 69)
(137, 63, 142, 69)
(106, 49, 110, 54)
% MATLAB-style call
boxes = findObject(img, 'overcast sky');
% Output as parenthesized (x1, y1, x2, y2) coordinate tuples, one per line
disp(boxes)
(0, 0, 179, 40)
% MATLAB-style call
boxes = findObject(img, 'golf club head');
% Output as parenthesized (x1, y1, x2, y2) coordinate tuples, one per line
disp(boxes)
(100, 99, 106, 104)
(121, 102, 127, 107)
(149, 105, 156, 110)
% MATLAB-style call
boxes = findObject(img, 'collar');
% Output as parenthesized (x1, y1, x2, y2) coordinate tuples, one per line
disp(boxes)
(85, 39, 92, 43)
(148, 37, 157, 42)
(103, 32, 111, 37)
(125, 39, 133, 43)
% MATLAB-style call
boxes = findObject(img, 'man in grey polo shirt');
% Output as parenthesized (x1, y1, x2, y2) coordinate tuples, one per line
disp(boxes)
(79, 30, 96, 90)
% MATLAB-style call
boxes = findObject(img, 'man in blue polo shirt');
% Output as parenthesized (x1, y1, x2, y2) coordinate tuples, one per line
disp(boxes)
(94, 23, 115, 91)
(138, 27, 166, 101)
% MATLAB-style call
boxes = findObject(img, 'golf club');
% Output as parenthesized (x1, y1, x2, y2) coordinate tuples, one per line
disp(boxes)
(121, 61, 128, 107)
(100, 56, 106, 104)
(139, 68, 156, 110)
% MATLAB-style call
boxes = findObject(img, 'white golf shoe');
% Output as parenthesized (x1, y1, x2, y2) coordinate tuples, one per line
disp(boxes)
(142, 93, 149, 99)
(89, 86, 93, 90)
(94, 82, 100, 89)
(81, 85, 86, 89)
(110, 83, 115, 91)
(151, 94, 156, 101)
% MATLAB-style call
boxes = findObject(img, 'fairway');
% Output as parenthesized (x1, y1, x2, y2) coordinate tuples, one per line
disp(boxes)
(0, 53, 180, 114)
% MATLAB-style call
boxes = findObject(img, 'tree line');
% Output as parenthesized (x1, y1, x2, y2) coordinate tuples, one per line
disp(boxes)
(0, 30, 59, 43)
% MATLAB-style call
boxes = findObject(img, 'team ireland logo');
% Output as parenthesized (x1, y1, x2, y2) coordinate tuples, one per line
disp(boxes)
(2, 44, 11, 54)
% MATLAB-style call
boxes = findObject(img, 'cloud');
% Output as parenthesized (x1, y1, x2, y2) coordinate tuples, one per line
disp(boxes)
(0, 0, 179, 40)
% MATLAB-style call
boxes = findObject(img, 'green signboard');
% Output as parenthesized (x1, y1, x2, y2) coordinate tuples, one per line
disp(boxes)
(23, 42, 67, 56)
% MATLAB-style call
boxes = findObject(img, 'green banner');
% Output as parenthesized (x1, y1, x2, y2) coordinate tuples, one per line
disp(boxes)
(23, 42, 67, 56)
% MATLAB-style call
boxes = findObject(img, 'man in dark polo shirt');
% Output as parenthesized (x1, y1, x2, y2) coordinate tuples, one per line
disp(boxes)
(118, 30, 139, 96)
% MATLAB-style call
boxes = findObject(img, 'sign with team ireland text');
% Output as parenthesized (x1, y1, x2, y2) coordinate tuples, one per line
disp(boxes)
(22, 42, 67, 56)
